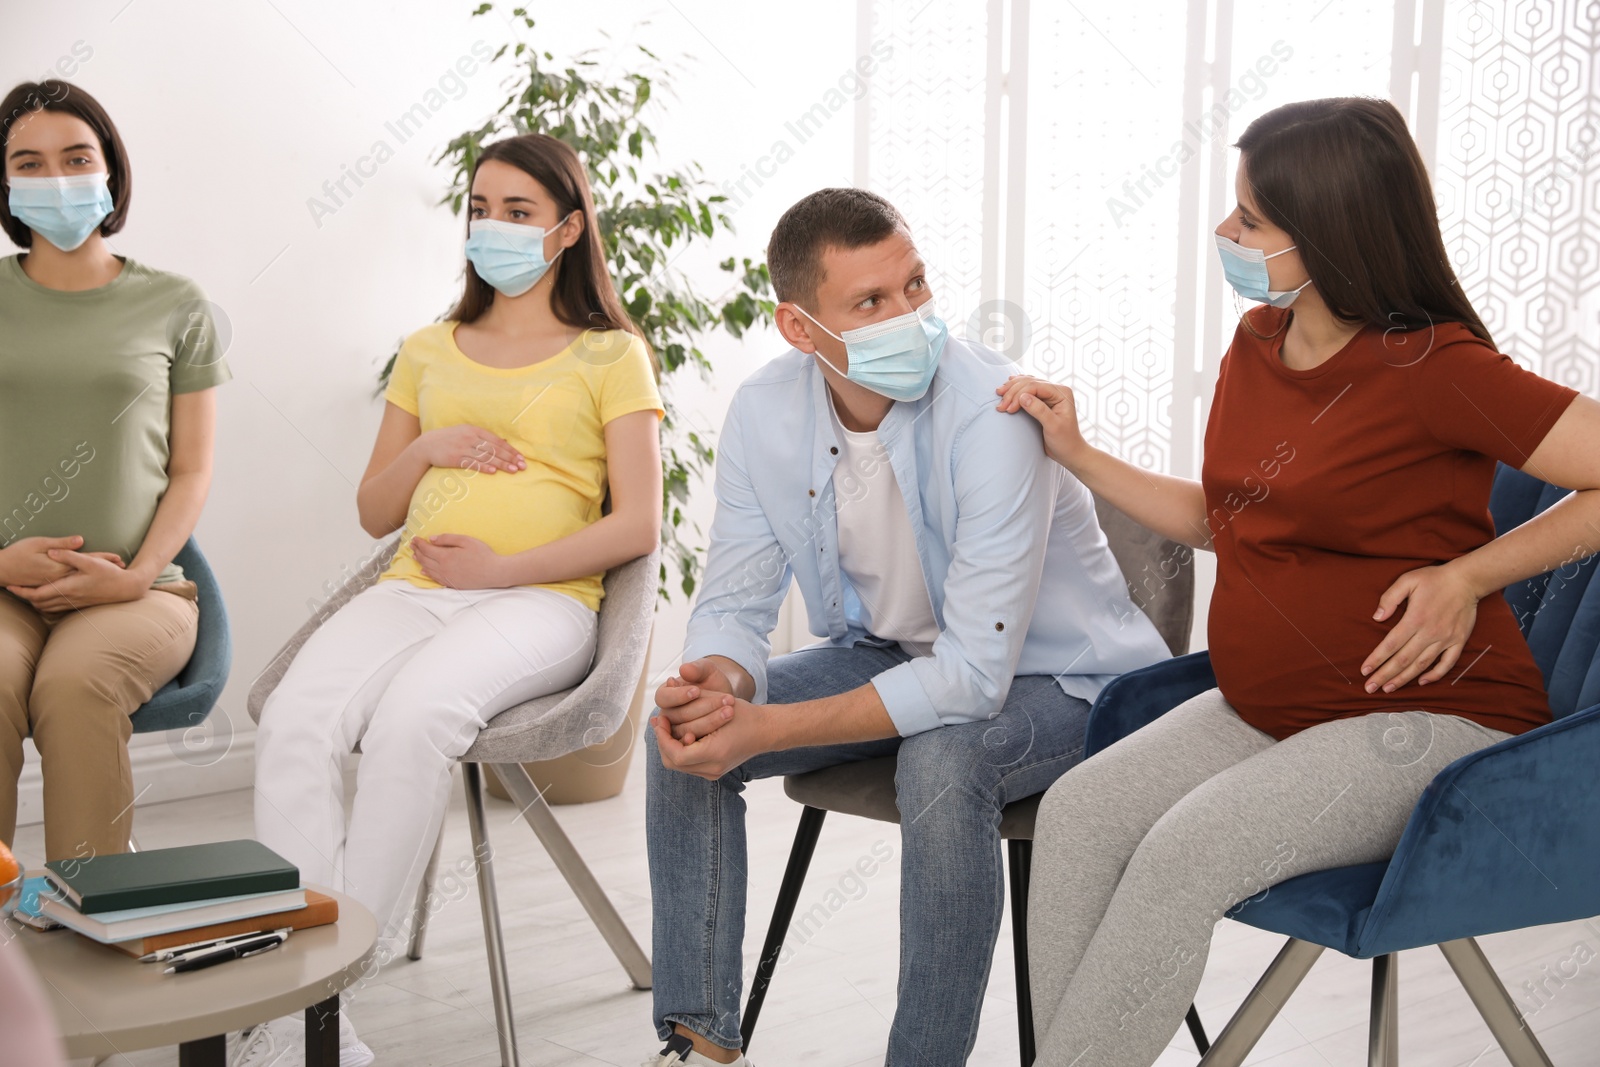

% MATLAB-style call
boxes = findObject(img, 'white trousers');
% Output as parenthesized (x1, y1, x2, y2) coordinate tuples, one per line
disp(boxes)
(253, 579, 597, 956)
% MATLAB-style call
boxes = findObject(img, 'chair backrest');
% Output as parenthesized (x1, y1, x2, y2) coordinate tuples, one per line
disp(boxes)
(247, 536, 401, 723)
(1091, 491, 1195, 657)
(130, 536, 232, 733)
(1488, 462, 1600, 719)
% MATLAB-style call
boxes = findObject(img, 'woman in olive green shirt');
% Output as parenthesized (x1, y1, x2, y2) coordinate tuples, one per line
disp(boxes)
(0, 81, 231, 862)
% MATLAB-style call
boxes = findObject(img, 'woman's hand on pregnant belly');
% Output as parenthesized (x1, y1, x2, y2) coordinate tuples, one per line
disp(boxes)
(4, 546, 144, 612)
(411, 533, 509, 589)
(414, 424, 526, 474)
(1361, 561, 1481, 693)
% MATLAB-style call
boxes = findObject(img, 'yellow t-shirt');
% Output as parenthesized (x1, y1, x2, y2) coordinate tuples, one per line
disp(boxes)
(377, 322, 664, 611)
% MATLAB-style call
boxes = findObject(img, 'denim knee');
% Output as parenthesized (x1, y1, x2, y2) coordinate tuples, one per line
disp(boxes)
(893, 724, 1011, 828)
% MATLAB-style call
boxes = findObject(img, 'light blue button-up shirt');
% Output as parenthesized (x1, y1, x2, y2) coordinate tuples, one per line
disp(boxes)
(681, 335, 1173, 736)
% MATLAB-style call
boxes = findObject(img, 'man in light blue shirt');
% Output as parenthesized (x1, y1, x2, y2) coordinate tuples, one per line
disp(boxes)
(642, 189, 1171, 1067)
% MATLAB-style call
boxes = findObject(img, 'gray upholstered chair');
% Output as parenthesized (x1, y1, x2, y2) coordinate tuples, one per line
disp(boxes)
(738, 493, 1206, 1065)
(247, 537, 657, 1067)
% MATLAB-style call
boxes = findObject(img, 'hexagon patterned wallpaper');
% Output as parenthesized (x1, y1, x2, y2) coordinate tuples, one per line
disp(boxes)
(1436, 0, 1599, 399)
(861, 0, 1598, 478)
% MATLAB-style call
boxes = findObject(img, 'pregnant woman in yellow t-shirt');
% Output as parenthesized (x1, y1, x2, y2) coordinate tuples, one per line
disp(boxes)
(248, 134, 663, 1066)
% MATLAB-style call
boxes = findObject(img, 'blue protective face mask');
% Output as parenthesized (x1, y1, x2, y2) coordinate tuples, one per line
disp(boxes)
(6, 173, 114, 252)
(795, 300, 949, 402)
(1214, 233, 1312, 308)
(464, 213, 573, 297)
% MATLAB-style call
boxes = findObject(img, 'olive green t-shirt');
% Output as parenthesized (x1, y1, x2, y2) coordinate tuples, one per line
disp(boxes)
(0, 254, 233, 585)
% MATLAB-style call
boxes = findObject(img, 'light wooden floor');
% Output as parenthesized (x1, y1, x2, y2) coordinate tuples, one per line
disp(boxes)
(12, 744, 1599, 1067)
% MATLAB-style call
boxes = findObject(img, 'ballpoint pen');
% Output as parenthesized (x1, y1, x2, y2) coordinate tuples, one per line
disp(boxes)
(140, 928, 292, 963)
(163, 930, 289, 975)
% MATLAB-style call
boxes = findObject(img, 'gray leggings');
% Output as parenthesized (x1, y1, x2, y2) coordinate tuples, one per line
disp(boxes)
(1027, 687, 1510, 1067)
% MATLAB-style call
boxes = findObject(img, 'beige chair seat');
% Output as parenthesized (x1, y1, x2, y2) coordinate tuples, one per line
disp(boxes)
(783, 755, 1044, 838)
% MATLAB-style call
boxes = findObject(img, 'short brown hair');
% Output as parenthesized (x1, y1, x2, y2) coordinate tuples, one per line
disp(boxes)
(766, 188, 910, 304)
(0, 81, 132, 248)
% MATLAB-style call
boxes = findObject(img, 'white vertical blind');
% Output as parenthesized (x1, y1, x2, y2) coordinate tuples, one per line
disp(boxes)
(855, 0, 1597, 480)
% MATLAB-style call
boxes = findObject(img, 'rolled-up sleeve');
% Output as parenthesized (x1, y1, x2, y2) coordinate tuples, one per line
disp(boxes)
(679, 397, 791, 705)
(870, 408, 1058, 735)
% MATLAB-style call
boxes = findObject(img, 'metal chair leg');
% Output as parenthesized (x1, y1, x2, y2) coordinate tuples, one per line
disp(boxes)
(1200, 937, 1324, 1066)
(1439, 938, 1556, 1067)
(743, 806, 828, 1050)
(407, 819, 447, 961)
(1185, 1003, 1211, 1055)
(1008, 838, 1035, 1067)
(1009, 837, 1206, 1064)
(1369, 953, 1399, 1067)
(464, 762, 521, 1067)
(489, 761, 652, 990)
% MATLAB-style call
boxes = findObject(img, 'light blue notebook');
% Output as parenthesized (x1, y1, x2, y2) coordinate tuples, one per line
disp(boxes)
(50, 886, 301, 925)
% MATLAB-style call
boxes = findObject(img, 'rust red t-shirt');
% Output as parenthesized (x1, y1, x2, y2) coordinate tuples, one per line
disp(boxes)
(1201, 306, 1579, 740)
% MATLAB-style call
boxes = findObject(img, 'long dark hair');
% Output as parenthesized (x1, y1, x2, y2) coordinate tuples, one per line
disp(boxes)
(0, 80, 132, 247)
(1234, 98, 1491, 347)
(449, 134, 648, 357)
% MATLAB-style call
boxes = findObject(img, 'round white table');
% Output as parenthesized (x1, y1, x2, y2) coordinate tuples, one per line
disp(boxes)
(10, 882, 377, 1067)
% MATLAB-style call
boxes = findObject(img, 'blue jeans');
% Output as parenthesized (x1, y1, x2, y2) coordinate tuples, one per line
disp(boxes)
(645, 642, 1094, 1065)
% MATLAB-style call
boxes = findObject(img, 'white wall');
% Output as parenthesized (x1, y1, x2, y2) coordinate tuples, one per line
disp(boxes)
(4, 0, 856, 819)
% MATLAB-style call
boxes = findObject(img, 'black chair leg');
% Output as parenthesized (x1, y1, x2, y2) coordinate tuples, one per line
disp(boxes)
(1010, 837, 1208, 1062)
(1185, 1002, 1211, 1054)
(1008, 838, 1035, 1067)
(740, 805, 828, 1051)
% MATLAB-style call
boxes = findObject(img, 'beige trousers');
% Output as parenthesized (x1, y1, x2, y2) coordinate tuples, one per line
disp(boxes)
(0, 582, 199, 861)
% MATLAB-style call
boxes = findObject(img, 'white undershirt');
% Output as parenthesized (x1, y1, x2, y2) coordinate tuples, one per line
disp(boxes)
(827, 391, 941, 658)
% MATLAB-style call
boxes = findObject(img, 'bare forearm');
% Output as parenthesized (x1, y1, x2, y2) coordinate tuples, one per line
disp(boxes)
(1452, 488, 1600, 598)
(130, 470, 210, 582)
(357, 441, 432, 537)
(1066, 446, 1213, 549)
(766, 682, 898, 749)
(500, 511, 659, 588)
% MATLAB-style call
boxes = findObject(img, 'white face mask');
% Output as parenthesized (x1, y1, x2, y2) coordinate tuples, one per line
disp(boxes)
(1214, 233, 1313, 308)
(793, 301, 950, 402)
(463, 212, 574, 297)
(7, 173, 114, 251)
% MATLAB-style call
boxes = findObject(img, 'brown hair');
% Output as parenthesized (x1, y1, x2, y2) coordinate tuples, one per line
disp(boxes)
(1234, 97, 1491, 347)
(0, 80, 131, 248)
(767, 187, 911, 305)
(450, 134, 647, 357)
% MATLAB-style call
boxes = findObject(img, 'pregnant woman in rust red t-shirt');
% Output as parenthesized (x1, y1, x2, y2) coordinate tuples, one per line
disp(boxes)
(996, 98, 1600, 1067)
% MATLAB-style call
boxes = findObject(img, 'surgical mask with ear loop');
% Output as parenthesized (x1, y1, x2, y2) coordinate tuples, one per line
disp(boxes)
(6, 173, 114, 252)
(464, 212, 575, 297)
(1214, 233, 1313, 308)
(793, 300, 949, 402)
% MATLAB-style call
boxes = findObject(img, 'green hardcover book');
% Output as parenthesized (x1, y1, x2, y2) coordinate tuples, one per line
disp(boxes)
(43, 839, 299, 915)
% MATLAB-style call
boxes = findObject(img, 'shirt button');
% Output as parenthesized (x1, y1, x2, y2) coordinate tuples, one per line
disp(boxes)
(995, 622, 1005, 631)
(808, 489, 816, 497)
(829, 446, 839, 455)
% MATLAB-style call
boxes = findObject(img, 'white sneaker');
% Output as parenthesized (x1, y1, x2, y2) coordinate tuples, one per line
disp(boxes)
(231, 1011, 375, 1067)
(641, 1032, 750, 1067)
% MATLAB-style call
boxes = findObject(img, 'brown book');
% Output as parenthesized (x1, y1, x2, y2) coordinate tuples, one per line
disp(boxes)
(106, 889, 338, 957)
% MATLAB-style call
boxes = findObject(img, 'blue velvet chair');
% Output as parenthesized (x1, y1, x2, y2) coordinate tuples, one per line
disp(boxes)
(127, 536, 232, 736)
(1081, 463, 1594, 1067)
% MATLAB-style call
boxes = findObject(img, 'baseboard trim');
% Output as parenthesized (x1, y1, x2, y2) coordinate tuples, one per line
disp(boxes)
(15, 730, 257, 829)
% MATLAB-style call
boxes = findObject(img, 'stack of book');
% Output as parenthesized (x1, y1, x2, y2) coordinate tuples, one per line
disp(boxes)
(28, 839, 337, 957)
